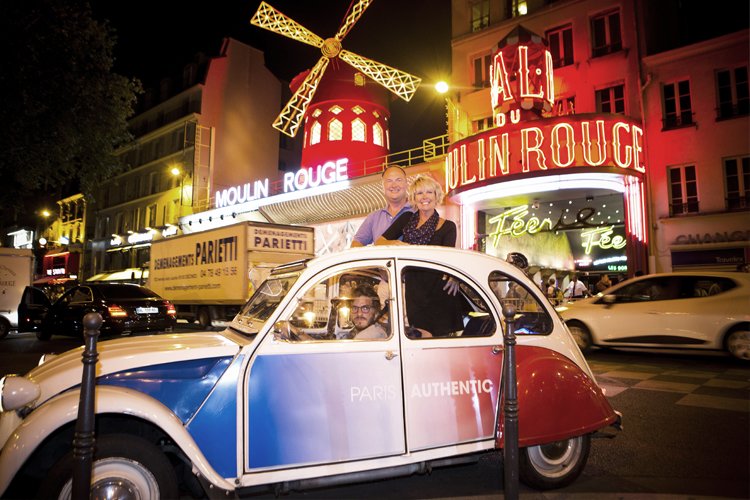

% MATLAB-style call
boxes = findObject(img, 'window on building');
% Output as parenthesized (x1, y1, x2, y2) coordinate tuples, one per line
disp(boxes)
(147, 204, 157, 228)
(352, 118, 366, 142)
(472, 117, 494, 133)
(595, 84, 625, 113)
(662, 80, 693, 129)
(591, 9, 622, 57)
(373, 123, 384, 146)
(546, 24, 574, 68)
(328, 119, 343, 141)
(669, 165, 699, 216)
(511, 0, 527, 17)
(472, 53, 493, 88)
(329, 105, 343, 115)
(553, 95, 576, 116)
(724, 156, 750, 209)
(471, 0, 490, 32)
(310, 121, 322, 145)
(716, 66, 749, 119)
(352, 105, 364, 115)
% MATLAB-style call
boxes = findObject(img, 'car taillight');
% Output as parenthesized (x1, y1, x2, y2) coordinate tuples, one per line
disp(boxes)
(108, 305, 128, 318)
(164, 301, 177, 316)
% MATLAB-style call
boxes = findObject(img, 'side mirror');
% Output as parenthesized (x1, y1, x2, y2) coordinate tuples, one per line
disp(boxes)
(602, 294, 616, 306)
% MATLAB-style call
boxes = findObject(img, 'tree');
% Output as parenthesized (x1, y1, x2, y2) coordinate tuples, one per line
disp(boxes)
(0, 0, 141, 227)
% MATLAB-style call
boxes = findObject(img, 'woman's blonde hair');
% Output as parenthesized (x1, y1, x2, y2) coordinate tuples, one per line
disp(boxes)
(408, 174, 444, 206)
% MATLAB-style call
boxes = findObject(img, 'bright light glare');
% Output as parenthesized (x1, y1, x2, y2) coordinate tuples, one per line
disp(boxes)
(170, 166, 181, 176)
(435, 81, 450, 94)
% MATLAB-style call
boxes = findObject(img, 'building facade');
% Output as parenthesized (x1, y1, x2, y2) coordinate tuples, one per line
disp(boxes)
(86, 38, 289, 281)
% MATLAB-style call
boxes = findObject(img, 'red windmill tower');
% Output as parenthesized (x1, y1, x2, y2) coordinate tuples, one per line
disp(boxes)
(251, 1, 422, 174)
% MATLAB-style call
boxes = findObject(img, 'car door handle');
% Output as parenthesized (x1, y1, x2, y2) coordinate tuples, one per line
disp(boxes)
(492, 345, 503, 355)
(385, 350, 398, 361)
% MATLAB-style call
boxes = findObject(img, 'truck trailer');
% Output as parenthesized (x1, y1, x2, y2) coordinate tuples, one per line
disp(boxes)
(148, 222, 314, 327)
(0, 248, 34, 338)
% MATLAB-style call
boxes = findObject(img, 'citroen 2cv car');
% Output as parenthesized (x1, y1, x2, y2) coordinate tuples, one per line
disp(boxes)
(0, 246, 620, 498)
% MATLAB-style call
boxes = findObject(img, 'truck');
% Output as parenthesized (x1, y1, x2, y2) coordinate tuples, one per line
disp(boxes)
(0, 248, 34, 339)
(148, 221, 314, 328)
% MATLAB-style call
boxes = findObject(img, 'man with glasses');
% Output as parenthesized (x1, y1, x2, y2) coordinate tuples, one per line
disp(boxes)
(351, 165, 412, 247)
(346, 285, 387, 339)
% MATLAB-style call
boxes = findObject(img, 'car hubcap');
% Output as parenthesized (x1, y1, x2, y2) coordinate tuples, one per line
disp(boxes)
(727, 330, 750, 360)
(58, 457, 159, 500)
(526, 437, 582, 478)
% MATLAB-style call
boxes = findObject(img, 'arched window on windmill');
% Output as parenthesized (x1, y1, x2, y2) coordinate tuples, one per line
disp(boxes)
(373, 122, 384, 146)
(328, 118, 343, 141)
(310, 121, 322, 145)
(352, 118, 366, 142)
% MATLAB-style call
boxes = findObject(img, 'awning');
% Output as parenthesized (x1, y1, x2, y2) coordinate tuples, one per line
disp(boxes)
(33, 276, 77, 286)
(86, 268, 149, 283)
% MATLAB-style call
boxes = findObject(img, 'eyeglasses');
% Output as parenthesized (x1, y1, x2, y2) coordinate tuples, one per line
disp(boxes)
(351, 305, 373, 313)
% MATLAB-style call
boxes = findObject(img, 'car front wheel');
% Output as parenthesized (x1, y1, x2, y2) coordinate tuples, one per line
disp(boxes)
(36, 434, 179, 500)
(566, 322, 592, 353)
(519, 434, 590, 490)
(725, 324, 750, 361)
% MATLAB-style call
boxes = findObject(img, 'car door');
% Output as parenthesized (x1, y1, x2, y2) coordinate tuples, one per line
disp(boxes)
(49, 286, 94, 335)
(17, 286, 51, 332)
(396, 260, 503, 452)
(592, 276, 699, 346)
(243, 259, 405, 472)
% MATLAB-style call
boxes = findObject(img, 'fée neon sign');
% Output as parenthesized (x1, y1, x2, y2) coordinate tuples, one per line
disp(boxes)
(215, 158, 349, 209)
(487, 204, 626, 255)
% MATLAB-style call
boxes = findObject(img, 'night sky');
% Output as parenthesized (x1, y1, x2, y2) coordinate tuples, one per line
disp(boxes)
(90, 0, 452, 152)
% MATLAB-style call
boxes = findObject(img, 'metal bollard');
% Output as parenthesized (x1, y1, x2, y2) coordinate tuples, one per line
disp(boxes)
(501, 303, 519, 500)
(72, 312, 102, 500)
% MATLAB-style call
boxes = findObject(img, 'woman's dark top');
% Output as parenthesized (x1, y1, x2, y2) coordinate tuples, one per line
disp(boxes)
(382, 211, 463, 336)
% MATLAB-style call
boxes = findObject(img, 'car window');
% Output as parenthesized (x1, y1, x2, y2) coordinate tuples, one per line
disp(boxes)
(98, 285, 159, 299)
(611, 277, 680, 302)
(280, 265, 392, 341)
(401, 266, 496, 339)
(69, 287, 93, 304)
(238, 274, 298, 324)
(488, 271, 553, 335)
(688, 276, 737, 297)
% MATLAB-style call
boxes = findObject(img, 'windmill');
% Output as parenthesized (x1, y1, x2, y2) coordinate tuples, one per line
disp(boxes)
(251, 0, 422, 138)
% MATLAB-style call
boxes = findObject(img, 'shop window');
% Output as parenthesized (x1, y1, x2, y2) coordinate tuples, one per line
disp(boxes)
(310, 121, 321, 145)
(724, 155, 750, 210)
(595, 84, 625, 114)
(373, 123, 384, 146)
(716, 66, 749, 119)
(590, 9, 622, 57)
(669, 165, 699, 216)
(662, 80, 693, 129)
(352, 118, 366, 142)
(470, 0, 490, 32)
(472, 52, 493, 88)
(328, 119, 343, 141)
(546, 24, 573, 68)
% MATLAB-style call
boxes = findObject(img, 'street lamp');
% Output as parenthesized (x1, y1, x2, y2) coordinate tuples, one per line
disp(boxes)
(168, 164, 192, 219)
(434, 81, 468, 142)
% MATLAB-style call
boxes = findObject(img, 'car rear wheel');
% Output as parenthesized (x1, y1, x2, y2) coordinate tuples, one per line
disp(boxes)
(566, 322, 592, 352)
(36, 434, 178, 500)
(725, 324, 750, 361)
(519, 434, 590, 490)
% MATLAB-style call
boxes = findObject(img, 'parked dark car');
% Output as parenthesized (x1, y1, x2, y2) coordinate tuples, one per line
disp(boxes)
(18, 283, 176, 339)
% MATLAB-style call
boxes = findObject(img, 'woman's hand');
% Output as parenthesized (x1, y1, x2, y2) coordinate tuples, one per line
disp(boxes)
(443, 276, 460, 296)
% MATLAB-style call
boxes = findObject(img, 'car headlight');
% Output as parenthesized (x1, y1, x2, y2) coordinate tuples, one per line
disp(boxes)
(0, 375, 41, 412)
(556, 306, 569, 313)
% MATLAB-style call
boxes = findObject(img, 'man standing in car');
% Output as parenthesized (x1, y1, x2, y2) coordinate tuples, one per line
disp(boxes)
(351, 165, 412, 246)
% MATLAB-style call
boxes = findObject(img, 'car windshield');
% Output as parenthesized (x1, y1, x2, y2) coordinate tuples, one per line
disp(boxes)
(232, 273, 299, 334)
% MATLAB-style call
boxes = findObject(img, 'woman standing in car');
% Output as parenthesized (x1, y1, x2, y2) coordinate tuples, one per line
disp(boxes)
(376, 175, 463, 336)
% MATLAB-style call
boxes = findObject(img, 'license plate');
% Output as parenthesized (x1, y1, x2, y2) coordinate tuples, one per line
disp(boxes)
(136, 307, 159, 314)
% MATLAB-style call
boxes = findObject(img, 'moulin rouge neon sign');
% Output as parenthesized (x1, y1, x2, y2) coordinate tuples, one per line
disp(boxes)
(487, 204, 626, 255)
(446, 31, 645, 192)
